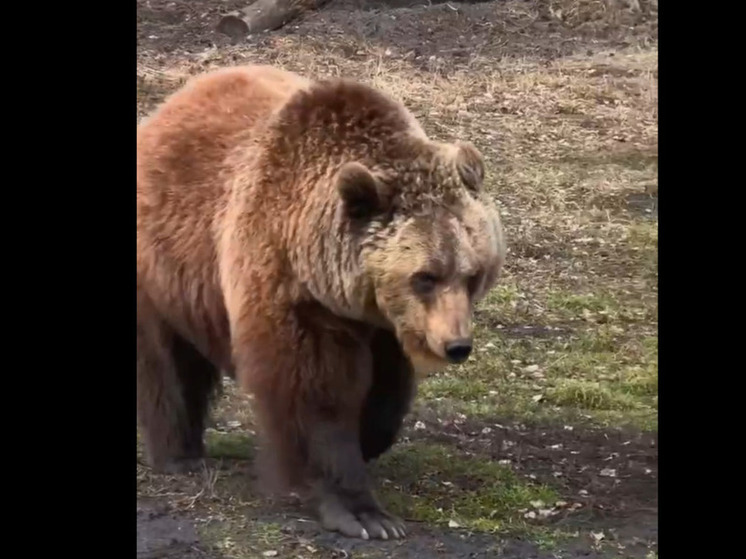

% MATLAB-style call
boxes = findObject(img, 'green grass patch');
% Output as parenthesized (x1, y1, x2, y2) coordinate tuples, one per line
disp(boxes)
(375, 441, 559, 535)
(206, 430, 254, 460)
(419, 375, 493, 400)
(546, 291, 621, 315)
(545, 379, 640, 411)
(419, 320, 657, 430)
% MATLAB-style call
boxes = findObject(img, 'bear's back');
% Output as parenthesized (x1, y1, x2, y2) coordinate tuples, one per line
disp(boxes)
(137, 65, 311, 216)
(137, 65, 311, 264)
(137, 66, 311, 364)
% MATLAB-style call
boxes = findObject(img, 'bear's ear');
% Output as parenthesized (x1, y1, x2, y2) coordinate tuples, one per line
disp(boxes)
(454, 141, 485, 193)
(336, 162, 390, 221)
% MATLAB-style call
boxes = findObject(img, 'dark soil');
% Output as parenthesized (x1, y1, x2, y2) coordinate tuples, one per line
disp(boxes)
(406, 411, 658, 556)
(138, 500, 218, 558)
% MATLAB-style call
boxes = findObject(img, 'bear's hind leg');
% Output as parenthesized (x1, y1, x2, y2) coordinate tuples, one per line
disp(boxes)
(360, 329, 415, 462)
(172, 334, 221, 464)
(137, 295, 217, 474)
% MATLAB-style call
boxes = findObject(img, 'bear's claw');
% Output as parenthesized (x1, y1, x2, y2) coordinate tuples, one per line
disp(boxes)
(319, 494, 405, 540)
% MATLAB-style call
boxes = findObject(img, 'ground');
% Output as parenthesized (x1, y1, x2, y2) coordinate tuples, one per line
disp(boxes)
(136, 1, 658, 557)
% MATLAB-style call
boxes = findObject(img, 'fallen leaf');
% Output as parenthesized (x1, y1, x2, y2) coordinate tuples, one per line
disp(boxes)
(600, 468, 617, 477)
(263, 551, 278, 557)
(448, 519, 460, 528)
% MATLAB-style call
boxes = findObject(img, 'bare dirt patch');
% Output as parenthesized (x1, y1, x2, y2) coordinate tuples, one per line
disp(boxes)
(138, 499, 219, 558)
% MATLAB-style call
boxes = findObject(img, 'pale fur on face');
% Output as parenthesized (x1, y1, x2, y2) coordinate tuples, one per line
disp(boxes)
(363, 190, 505, 375)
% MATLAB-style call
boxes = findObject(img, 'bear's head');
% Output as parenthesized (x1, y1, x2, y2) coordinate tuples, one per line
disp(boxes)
(336, 139, 506, 375)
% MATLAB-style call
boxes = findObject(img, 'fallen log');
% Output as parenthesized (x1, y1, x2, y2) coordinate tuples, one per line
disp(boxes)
(217, 0, 332, 40)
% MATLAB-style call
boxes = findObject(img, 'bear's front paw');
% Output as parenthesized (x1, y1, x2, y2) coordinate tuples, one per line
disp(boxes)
(318, 492, 406, 540)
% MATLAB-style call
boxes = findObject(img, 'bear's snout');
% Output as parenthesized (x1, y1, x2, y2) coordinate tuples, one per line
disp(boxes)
(443, 338, 473, 364)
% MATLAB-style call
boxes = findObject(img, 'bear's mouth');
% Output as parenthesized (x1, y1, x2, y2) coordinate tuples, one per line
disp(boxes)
(399, 331, 449, 377)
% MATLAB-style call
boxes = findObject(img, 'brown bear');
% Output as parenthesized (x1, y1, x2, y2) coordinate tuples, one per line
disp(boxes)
(137, 65, 506, 540)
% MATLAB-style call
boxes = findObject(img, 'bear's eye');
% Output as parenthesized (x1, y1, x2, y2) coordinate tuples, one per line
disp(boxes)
(467, 272, 482, 296)
(411, 272, 439, 295)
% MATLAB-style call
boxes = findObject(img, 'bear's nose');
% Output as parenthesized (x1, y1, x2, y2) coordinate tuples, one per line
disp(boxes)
(444, 339, 473, 364)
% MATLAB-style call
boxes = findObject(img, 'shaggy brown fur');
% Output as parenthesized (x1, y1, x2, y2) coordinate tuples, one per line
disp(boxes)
(137, 65, 506, 540)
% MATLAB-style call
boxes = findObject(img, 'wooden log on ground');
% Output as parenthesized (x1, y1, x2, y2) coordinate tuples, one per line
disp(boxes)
(217, 0, 332, 40)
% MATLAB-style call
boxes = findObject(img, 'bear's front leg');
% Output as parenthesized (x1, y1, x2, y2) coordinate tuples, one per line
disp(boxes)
(307, 418, 407, 540)
(360, 328, 416, 463)
(229, 298, 406, 540)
